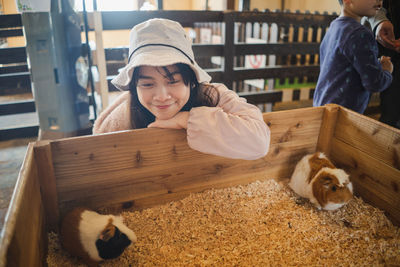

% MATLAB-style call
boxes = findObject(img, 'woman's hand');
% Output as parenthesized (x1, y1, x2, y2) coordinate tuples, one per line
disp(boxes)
(376, 21, 400, 53)
(148, 111, 190, 129)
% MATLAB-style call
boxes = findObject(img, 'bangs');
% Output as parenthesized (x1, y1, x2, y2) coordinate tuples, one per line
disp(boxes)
(131, 63, 198, 88)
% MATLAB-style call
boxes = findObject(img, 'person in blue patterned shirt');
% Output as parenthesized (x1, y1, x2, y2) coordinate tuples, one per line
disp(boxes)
(313, 0, 393, 114)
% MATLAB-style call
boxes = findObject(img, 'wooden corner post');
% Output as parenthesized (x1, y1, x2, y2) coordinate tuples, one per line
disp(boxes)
(34, 141, 60, 232)
(316, 104, 340, 156)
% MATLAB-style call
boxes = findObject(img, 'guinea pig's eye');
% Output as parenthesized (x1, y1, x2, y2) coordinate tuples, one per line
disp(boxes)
(331, 186, 337, 192)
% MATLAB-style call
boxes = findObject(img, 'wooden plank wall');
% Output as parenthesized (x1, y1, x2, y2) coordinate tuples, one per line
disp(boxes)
(49, 107, 324, 218)
(3, 105, 399, 264)
(330, 107, 400, 226)
(0, 145, 47, 267)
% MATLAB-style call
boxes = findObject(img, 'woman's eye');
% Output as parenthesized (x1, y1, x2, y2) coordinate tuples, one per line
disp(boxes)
(168, 80, 180, 85)
(139, 83, 153, 87)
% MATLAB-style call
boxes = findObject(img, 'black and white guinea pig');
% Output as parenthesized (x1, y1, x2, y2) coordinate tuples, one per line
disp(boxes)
(60, 207, 137, 267)
(288, 152, 353, 211)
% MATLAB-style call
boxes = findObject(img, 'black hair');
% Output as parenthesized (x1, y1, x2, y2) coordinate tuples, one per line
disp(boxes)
(128, 63, 219, 128)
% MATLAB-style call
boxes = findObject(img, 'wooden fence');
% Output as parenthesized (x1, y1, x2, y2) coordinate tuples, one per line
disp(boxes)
(0, 14, 38, 140)
(1, 10, 340, 140)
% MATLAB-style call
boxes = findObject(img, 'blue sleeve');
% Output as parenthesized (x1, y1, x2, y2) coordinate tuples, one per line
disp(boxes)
(342, 28, 392, 93)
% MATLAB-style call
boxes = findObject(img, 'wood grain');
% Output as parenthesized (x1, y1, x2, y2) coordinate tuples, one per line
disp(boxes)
(1, 144, 47, 267)
(263, 106, 324, 144)
(34, 141, 60, 231)
(331, 137, 400, 201)
(49, 107, 324, 215)
(331, 137, 400, 226)
(334, 107, 400, 171)
(57, 139, 318, 214)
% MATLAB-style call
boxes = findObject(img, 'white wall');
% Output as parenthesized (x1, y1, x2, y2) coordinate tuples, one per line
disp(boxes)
(250, 0, 281, 11)
(285, 0, 340, 14)
(164, 0, 192, 10)
(249, 0, 340, 14)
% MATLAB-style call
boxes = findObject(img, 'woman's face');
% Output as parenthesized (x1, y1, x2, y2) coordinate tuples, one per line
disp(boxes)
(136, 65, 190, 120)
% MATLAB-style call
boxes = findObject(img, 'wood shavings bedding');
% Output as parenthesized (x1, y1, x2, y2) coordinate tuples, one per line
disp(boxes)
(47, 179, 400, 266)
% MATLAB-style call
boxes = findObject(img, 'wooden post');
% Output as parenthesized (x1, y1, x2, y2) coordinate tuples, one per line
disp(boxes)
(316, 104, 340, 156)
(157, 0, 163, 10)
(93, 11, 109, 111)
(239, 0, 250, 11)
(267, 19, 278, 96)
(223, 11, 235, 90)
(34, 141, 60, 231)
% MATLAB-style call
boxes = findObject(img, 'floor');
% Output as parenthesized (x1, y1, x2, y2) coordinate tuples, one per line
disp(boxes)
(0, 137, 37, 229)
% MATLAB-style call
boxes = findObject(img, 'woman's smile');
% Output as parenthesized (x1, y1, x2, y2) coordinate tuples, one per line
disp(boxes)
(155, 103, 174, 110)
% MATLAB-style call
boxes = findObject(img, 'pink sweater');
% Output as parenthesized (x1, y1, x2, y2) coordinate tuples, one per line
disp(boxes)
(93, 84, 270, 160)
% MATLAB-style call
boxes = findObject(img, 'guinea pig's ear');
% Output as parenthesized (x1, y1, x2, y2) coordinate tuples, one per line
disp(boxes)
(100, 223, 116, 242)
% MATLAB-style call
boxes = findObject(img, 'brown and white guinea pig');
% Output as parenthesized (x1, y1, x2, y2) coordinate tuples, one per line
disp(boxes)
(288, 152, 353, 211)
(60, 207, 137, 267)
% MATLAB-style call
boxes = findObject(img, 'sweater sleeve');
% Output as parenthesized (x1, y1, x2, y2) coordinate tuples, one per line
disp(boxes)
(92, 91, 132, 134)
(186, 84, 270, 160)
(342, 28, 392, 93)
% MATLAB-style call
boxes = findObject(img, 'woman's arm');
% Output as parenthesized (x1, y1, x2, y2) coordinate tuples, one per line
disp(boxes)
(92, 91, 132, 134)
(186, 84, 270, 160)
(368, 8, 400, 52)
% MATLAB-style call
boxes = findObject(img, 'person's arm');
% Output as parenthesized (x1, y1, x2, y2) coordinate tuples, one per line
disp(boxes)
(343, 28, 392, 93)
(92, 91, 132, 134)
(368, 8, 400, 52)
(186, 84, 270, 160)
(148, 112, 189, 129)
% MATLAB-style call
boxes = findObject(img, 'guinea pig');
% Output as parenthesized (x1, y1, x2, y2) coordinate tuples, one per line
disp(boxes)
(60, 207, 137, 266)
(288, 152, 353, 211)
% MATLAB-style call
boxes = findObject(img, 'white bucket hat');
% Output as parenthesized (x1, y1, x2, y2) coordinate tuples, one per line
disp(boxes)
(111, 18, 211, 90)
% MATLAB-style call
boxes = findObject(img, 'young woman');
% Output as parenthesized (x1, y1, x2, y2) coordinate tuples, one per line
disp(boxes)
(93, 18, 270, 160)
